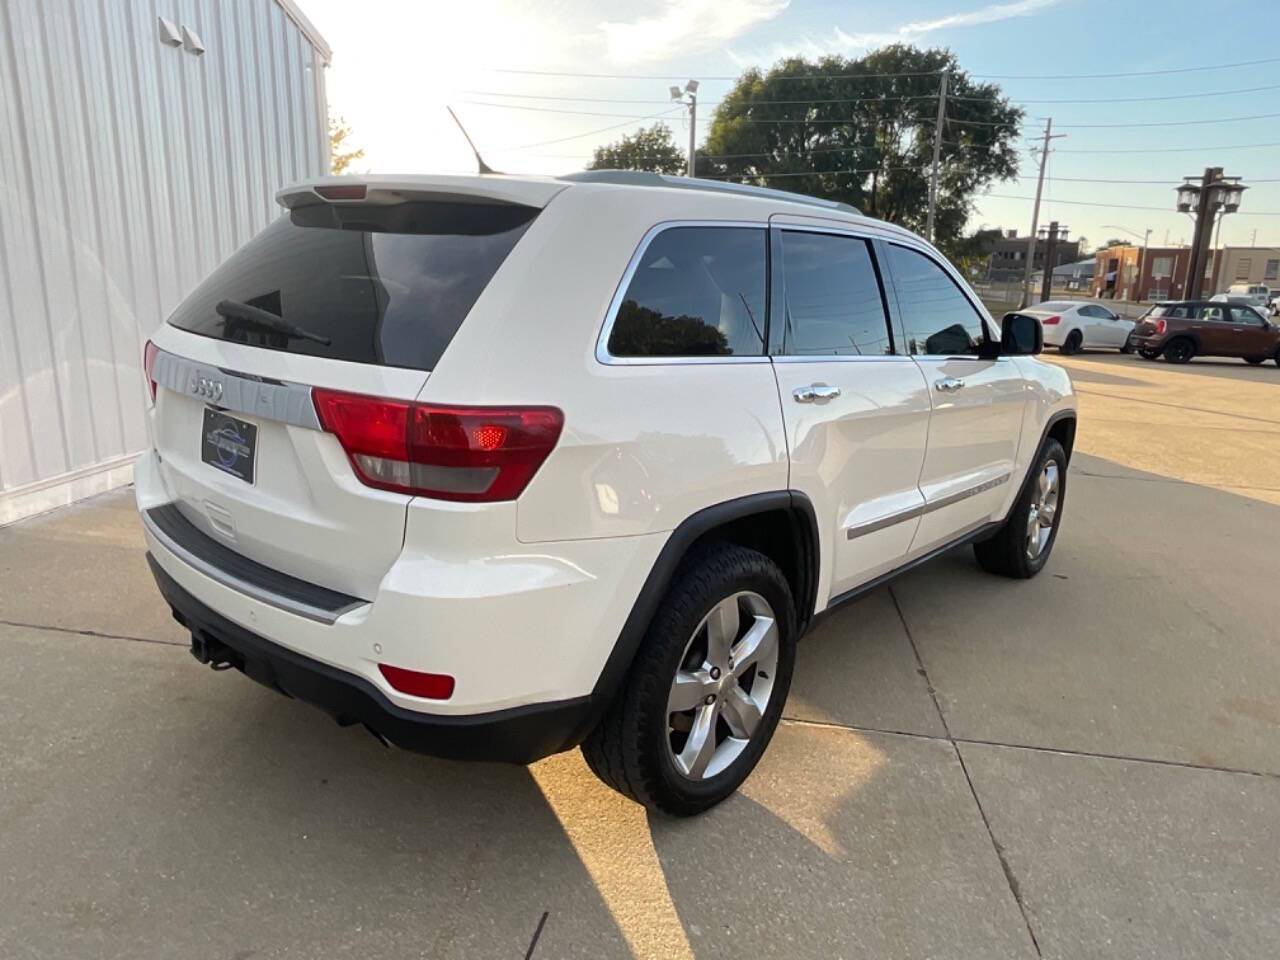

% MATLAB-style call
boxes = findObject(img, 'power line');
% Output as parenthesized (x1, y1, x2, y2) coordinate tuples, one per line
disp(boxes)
(1049, 141, 1280, 154)
(496, 107, 685, 151)
(951, 83, 1280, 104)
(482, 57, 1280, 82)
(982, 193, 1280, 215)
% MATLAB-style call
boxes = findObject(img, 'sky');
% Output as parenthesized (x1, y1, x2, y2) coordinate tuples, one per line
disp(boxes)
(296, 0, 1280, 252)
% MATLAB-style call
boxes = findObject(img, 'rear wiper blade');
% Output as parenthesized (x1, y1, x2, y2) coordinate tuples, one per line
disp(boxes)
(215, 299, 331, 346)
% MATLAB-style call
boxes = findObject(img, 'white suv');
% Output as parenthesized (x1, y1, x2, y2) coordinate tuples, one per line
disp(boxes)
(137, 172, 1076, 815)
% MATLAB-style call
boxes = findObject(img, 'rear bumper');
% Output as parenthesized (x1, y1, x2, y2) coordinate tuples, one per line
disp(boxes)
(149, 555, 596, 764)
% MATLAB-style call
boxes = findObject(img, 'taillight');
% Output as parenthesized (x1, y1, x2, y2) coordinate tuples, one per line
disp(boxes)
(312, 388, 564, 502)
(1155, 318, 1167, 335)
(143, 340, 159, 403)
(1042, 315, 1061, 325)
(378, 663, 455, 700)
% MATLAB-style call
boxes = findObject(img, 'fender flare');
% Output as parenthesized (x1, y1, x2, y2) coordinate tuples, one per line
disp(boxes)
(576, 490, 818, 734)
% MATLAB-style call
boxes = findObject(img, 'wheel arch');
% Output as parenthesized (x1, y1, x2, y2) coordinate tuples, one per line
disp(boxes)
(584, 491, 819, 724)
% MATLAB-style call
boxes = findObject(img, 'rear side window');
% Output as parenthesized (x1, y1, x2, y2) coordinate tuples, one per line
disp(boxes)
(885, 244, 989, 356)
(607, 226, 766, 358)
(167, 201, 537, 371)
(777, 231, 892, 356)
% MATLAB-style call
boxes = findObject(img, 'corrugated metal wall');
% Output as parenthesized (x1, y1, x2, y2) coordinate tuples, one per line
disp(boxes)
(0, 0, 328, 522)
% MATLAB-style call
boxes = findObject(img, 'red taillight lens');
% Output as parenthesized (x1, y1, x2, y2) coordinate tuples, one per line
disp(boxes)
(378, 663, 455, 700)
(312, 388, 564, 502)
(143, 340, 159, 403)
(1041, 314, 1061, 325)
(1155, 318, 1167, 335)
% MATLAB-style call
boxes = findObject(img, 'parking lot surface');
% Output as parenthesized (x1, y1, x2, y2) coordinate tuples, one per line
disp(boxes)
(3, 353, 1278, 959)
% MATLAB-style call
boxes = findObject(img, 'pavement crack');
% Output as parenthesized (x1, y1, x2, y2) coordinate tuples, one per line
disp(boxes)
(0, 618, 185, 648)
(888, 585, 1043, 958)
(524, 911, 550, 959)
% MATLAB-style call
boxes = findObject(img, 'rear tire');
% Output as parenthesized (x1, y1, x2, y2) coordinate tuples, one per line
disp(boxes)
(974, 439, 1067, 579)
(1245, 356, 1266, 365)
(581, 543, 796, 816)
(1163, 338, 1195, 363)
(1058, 330, 1083, 355)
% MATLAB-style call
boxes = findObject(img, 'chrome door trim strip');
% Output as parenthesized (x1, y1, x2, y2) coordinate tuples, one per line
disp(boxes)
(595, 220, 772, 366)
(845, 472, 1011, 540)
(152, 347, 322, 430)
(141, 509, 364, 625)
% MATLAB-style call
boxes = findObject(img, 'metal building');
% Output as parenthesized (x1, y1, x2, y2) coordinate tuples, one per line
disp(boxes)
(0, 0, 330, 523)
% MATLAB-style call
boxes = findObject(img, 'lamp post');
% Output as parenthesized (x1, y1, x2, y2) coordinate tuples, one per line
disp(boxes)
(1175, 169, 1246, 300)
(1103, 224, 1151, 301)
(669, 80, 699, 178)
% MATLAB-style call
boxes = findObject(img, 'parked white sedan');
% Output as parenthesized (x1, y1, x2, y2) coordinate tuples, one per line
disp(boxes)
(1021, 301, 1135, 354)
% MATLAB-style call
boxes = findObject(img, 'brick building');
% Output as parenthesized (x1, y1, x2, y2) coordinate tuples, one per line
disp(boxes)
(1091, 245, 1218, 301)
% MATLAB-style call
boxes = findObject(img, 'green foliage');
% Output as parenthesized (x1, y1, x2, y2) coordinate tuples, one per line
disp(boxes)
(588, 123, 686, 175)
(328, 112, 364, 175)
(940, 227, 1005, 278)
(702, 45, 1023, 245)
(609, 302, 729, 356)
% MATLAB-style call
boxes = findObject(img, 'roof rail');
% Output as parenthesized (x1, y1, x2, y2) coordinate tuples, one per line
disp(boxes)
(559, 170, 860, 215)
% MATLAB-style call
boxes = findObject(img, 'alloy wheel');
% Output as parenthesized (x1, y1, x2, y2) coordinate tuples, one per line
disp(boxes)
(665, 591, 779, 780)
(1025, 461, 1059, 560)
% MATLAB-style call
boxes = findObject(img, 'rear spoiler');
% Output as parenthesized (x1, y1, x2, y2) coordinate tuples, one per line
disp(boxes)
(276, 175, 567, 212)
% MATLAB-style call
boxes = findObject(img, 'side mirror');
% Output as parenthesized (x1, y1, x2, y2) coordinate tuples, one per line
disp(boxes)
(1001, 312, 1043, 355)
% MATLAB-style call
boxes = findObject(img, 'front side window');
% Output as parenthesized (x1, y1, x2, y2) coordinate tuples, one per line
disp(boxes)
(607, 226, 766, 358)
(886, 244, 988, 356)
(1230, 305, 1265, 325)
(777, 231, 892, 356)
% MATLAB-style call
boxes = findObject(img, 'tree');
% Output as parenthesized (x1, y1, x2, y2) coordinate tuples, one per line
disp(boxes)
(702, 46, 1023, 246)
(940, 227, 1004, 279)
(328, 112, 364, 175)
(588, 123, 686, 175)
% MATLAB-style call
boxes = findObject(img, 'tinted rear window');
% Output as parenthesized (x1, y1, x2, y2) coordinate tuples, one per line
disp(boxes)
(167, 201, 537, 370)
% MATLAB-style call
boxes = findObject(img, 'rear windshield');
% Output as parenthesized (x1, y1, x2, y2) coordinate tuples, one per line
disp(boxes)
(1149, 304, 1192, 318)
(167, 200, 538, 370)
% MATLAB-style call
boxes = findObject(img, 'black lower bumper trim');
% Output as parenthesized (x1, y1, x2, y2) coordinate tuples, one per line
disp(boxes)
(147, 554, 597, 764)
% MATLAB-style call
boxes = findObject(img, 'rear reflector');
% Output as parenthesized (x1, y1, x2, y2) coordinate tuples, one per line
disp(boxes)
(1041, 315, 1061, 325)
(1155, 318, 1167, 335)
(312, 388, 563, 502)
(143, 340, 159, 403)
(314, 183, 367, 201)
(378, 663, 455, 700)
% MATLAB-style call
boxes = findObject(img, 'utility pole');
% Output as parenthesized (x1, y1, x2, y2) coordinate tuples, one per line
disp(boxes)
(926, 69, 948, 244)
(1019, 119, 1065, 308)
(1039, 221, 1064, 303)
(669, 80, 699, 177)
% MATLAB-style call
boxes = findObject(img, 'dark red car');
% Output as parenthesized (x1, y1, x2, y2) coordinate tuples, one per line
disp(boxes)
(1129, 301, 1280, 365)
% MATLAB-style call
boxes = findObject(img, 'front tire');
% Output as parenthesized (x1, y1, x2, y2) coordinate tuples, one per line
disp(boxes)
(973, 439, 1067, 579)
(581, 544, 797, 816)
(1245, 356, 1265, 365)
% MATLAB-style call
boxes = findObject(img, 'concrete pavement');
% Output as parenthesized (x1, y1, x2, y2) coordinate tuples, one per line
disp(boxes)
(2, 352, 1278, 959)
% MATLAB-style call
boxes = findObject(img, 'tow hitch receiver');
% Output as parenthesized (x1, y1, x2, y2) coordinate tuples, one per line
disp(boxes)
(190, 631, 236, 671)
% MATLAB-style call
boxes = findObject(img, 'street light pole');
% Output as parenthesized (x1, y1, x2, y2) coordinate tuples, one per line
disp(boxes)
(1176, 168, 1246, 300)
(670, 80, 699, 177)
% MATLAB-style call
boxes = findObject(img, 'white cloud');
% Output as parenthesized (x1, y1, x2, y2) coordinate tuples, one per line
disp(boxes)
(834, 0, 1059, 49)
(601, 0, 790, 65)
(732, 0, 1060, 66)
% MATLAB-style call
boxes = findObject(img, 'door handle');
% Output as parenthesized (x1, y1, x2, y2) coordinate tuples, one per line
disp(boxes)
(934, 377, 965, 393)
(792, 383, 841, 403)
